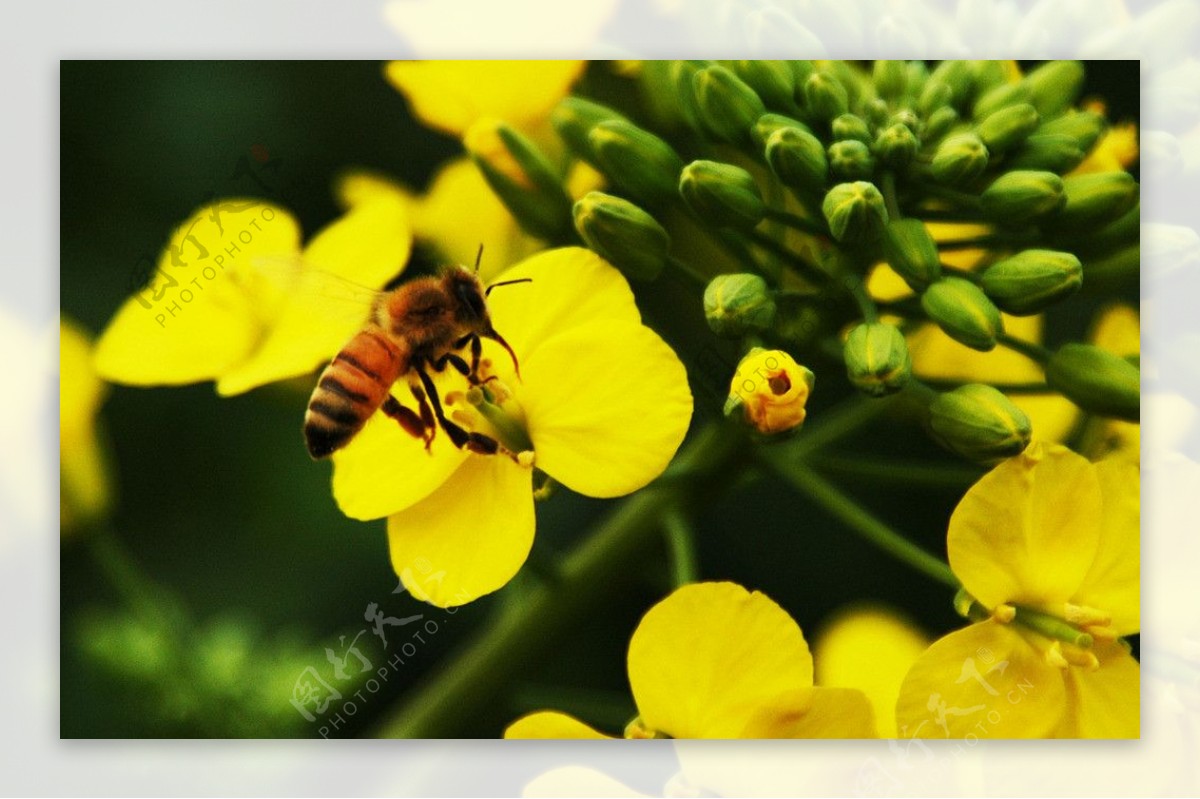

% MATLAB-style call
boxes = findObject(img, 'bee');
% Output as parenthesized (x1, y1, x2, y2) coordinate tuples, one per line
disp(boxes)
(303, 248, 530, 460)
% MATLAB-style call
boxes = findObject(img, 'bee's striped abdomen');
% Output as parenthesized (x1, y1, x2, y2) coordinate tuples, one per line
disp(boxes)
(304, 327, 406, 459)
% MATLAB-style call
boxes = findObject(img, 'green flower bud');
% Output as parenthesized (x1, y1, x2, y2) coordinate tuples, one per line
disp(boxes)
(573, 192, 670, 281)
(917, 79, 953, 116)
(1080, 244, 1139, 293)
(921, 277, 1003, 351)
(979, 170, 1065, 222)
(765, 126, 828, 193)
(803, 71, 849, 122)
(1038, 110, 1106, 152)
(550, 97, 627, 166)
(1054, 172, 1140, 231)
(889, 110, 921, 134)
(873, 59, 907, 100)
(732, 60, 796, 112)
(465, 119, 572, 240)
(844, 322, 911, 396)
(1045, 344, 1140, 421)
(679, 160, 766, 231)
(752, 113, 810, 149)
(972, 82, 1029, 120)
(666, 60, 713, 129)
(970, 61, 1009, 95)
(929, 60, 974, 107)
(1006, 133, 1087, 173)
(863, 98, 889, 128)
(975, 102, 1040, 153)
(882, 218, 942, 290)
(693, 65, 767, 144)
(589, 120, 685, 207)
(828, 140, 875, 180)
(822, 181, 889, 243)
(905, 61, 929, 101)
(875, 122, 919, 167)
(923, 106, 960, 143)
(832, 113, 871, 144)
(788, 60, 816, 85)
(703, 273, 777, 336)
(929, 384, 1032, 463)
(980, 249, 1082, 315)
(930, 133, 989, 185)
(1023, 60, 1085, 119)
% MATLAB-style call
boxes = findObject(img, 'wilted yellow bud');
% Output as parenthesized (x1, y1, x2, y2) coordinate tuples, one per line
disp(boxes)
(725, 348, 815, 434)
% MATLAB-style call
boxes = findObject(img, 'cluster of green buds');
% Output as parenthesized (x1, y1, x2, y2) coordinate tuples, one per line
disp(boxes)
(468, 60, 1140, 460)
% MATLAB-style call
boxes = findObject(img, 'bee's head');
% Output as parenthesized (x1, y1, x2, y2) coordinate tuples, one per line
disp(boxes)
(442, 265, 489, 323)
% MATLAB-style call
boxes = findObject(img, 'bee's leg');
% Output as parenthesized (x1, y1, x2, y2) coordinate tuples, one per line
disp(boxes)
(414, 364, 522, 461)
(431, 351, 471, 378)
(381, 395, 435, 450)
(408, 384, 437, 450)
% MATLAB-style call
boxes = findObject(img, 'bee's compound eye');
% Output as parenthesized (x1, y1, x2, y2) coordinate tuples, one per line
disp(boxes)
(456, 281, 487, 319)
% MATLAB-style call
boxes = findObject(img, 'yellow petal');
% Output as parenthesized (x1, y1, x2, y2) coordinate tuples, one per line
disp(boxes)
(1059, 643, 1140, 738)
(486, 247, 643, 364)
(335, 169, 414, 210)
(896, 621, 1066, 739)
(519, 320, 692, 498)
(627, 582, 814, 739)
(385, 60, 585, 137)
(1071, 124, 1139, 175)
(504, 711, 614, 740)
(1090, 303, 1140, 357)
(330, 388, 470, 521)
(216, 199, 411, 395)
(1076, 458, 1140, 634)
(61, 318, 111, 528)
(94, 201, 301, 386)
(388, 454, 534, 607)
(909, 315, 1042, 383)
(813, 605, 930, 737)
(949, 443, 1103, 609)
(739, 687, 876, 738)
(866, 262, 914, 302)
(925, 221, 994, 270)
(406, 158, 540, 276)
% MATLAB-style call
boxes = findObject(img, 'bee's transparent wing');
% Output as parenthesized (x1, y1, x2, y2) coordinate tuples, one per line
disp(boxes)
(242, 254, 392, 330)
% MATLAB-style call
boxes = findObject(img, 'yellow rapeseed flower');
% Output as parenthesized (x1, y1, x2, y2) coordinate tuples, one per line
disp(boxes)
(60, 317, 112, 531)
(330, 247, 692, 607)
(725, 348, 815, 434)
(506, 582, 876, 738)
(897, 443, 1139, 738)
(94, 196, 410, 395)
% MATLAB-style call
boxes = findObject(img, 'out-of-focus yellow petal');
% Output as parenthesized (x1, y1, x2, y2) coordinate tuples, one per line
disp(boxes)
(1072, 124, 1139, 175)
(896, 621, 1065, 739)
(627, 582, 814, 739)
(740, 687, 876, 738)
(1077, 458, 1140, 634)
(1091, 303, 1140, 357)
(866, 262, 914, 302)
(1059, 643, 1140, 738)
(565, 160, 606, 200)
(519, 320, 691, 498)
(330, 386, 470, 521)
(813, 605, 930, 737)
(385, 60, 585, 137)
(415, 157, 542, 276)
(61, 318, 110, 528)
(504, 712, 614, 740)
(336, 169, 414, 210)
(388, 454, 534, 608)
(94, 201, 301, 387)
(925, 221, 993, 270)
(486, 247, 643, 364)
(949, 443, 1103, 610)
(215, 198, 411, 395)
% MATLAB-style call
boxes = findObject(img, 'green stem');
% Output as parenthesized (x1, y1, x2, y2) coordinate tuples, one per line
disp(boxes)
(667, 256, 710, 289)
(917, 184, 983, 211)
(844, 274, 879, 322)
(742, 229, 829, 285)
(812, 455, 985, 489)
(662, 507, 700, 587)
(757, 455, 959, 589)
(881, 171, 902, 220)
(87, 523, 180, 632)
(763, 207, 828, 238)
(997, 333, 1053, 365)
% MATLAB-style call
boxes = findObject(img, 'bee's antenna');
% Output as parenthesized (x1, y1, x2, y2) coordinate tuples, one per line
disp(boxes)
(485, 278, 533, 297)
(474, 243, 484, 274)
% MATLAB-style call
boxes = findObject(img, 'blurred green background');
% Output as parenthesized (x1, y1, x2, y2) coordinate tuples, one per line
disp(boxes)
(60, 61, 1138, 738)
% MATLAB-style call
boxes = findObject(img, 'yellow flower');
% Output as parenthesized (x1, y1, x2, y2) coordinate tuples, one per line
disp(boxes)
(506, 582, 876, 739)
(384, 60, 585, 138)
(1071, 122, 1139, 175)
(94, 196, 410, 395)
(61, 317, 112, 532)
(330, 247, 692, 607)
(897, 443, 1139, 738)
(813, 605, 930, 737)
(725, 348, 814, 434)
